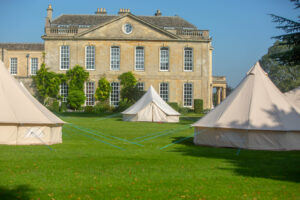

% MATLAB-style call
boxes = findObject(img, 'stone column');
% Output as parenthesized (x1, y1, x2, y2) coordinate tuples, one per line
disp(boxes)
(222, 86, 226, 101)
(217, 87, 221, 105)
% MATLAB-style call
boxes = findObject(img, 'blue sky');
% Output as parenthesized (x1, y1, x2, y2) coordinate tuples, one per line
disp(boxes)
(0, 0, 298, 87)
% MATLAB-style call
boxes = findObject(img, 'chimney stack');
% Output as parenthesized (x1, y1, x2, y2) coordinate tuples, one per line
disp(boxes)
(45, 4, 53, 28)
(155, 10, 162, 16)
(95, 8, 107, 15)
(118, 8, 131, 15)
(47, 4, 53, 21)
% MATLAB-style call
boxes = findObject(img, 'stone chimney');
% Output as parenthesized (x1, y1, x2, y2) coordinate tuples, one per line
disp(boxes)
(118, 8, 131, 15)
(95, 8, 107, 15)
(45, 4, 53, 27)
(155, 10, 162, 16)
(47, 4, 53, 21)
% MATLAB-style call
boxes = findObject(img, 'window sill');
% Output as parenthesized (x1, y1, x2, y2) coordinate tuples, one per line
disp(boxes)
(159, 70, 169, 72)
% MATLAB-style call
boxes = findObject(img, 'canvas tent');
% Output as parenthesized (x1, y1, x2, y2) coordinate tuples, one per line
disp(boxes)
(122, 86, 180, 122)
(0, 60, 64, 145)
(285, 86, 300, 114)
(193, 62, 300, 150)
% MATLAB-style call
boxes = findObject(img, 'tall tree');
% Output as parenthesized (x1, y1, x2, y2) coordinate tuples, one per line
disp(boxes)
(269, 0, 300, 66)
(260, 41, 300, 92)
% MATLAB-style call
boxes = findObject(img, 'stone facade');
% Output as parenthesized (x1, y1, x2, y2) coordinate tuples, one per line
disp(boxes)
(0, 44, 44, 77)
(0, 5, 227, 109)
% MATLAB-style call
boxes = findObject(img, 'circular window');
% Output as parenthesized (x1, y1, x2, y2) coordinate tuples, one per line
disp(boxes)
(123, 23, 133, 34)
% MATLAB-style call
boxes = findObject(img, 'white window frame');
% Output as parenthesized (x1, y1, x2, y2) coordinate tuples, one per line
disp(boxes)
(85, 46, 95, 70)
(160, 47, 169, 71)
(60, 82, 68, 103)
(60, 45, 70, 70)
(135, 46, 144, 71)
(110, 82, 120, 107)
(10, 57, 18, 75)
(30, 57, 38, 75)
(159, 82, 169, 102)
(110, 46, 120, 71)
(136, 82, 144, 91)
(184, 47, 193, 72)
(183, 83, 193, 107)
(85, 82, 95, 106)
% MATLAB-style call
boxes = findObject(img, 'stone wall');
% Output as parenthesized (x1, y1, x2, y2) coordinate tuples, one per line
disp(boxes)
(15, 77, 37, 97)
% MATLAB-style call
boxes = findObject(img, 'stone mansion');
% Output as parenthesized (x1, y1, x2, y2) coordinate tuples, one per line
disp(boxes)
(0, 5, 226, 108)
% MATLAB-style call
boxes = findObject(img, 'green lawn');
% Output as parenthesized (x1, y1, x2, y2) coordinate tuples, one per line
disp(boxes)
(0, 112, 299, 200)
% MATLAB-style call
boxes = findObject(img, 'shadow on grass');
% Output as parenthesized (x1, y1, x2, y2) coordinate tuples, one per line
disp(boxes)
(171, 136, 300, 183)
(0, 185, 33, 200)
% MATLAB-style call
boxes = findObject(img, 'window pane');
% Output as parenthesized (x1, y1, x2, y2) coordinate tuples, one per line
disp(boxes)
(160, 47, 169, 71)
(31, 58, 38, 75)
(60, 46, 69, 70)
(85, 82, 95, 106)
(136, 82, 144, 91)
(184, 83, 193, 107)
(110, 47, 120, 70)
(110, 82, 120, 106)
(10, 58, 17, 75)
(184, 48, 193, 71)
(160, 82, 169, 102)
(60, 82, 68, 103)
(86, 46, 95, 70)
(135, 47, 144, 71)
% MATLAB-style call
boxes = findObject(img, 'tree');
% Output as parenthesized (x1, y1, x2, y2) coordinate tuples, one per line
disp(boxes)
(65, 65, 89, 109)
(269, 0, 300, 66)
(118, 72, 143, 103)
(260, 41, 300, 92)
(33, 63, 62, 104)
(95, 77, 111, 102)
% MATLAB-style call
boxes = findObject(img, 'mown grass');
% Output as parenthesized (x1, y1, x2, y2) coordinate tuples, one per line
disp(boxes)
(0, 112, 299, 200)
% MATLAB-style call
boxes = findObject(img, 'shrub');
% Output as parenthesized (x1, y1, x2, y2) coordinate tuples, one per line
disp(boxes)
(94, 101, 112, 113)
(194, 99, 203, 113)
(114, 100, 133, 112)
(66, 65, 89, 90)
(47, 99, 59, 113)
(33, 63, 62, 104)
(118, 72, 143, 103)
(168, 102, 179, 111)
(95, 78, 111, 102)
(178, 106, 189, 114)
(60, 102, 67, 112)
(84, 106, 95, 113)
(68, 89, 86, 110)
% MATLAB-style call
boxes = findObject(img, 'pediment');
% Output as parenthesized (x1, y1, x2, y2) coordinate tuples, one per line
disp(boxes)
(77, 15, 178, 40)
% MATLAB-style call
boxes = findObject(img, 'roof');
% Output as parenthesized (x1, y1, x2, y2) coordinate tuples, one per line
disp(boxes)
(0, 43, 44, 51)
(193, 62, 300, 131)
(51, 14, 197, 29)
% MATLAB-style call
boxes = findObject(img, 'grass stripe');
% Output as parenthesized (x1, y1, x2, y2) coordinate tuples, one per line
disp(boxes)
(66, 123, 143, 147)
(132, 126, 188, 140)
(64, 126, 125, 150)
(66, 124, 115, 141)
(94, 113, 121, 121)
(160, 134, 194, 150)
(138, 126, 192, 142)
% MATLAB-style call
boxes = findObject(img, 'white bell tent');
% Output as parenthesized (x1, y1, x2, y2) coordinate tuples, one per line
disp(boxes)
(285, 86, 300, 113)
(0, 60, 64, 145)
(193, 62, 300, 151)
(122, 86, 180, 122)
